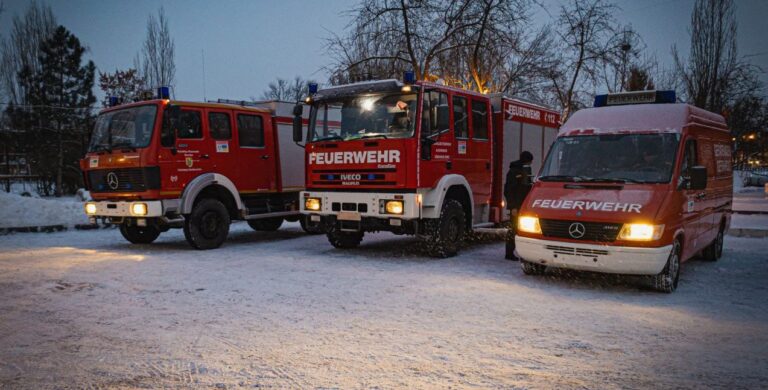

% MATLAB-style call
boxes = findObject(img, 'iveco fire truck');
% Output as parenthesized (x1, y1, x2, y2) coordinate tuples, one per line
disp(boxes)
(80, 89, 312, 249)
(293, 77, 559, 257)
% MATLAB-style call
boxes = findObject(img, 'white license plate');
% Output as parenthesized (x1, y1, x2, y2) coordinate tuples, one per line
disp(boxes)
(310, 215, 321, 222)
(337, 211, 361, 221)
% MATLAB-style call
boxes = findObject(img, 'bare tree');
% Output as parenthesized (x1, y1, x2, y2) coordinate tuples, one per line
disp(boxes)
(135, 7, 175, 90)
(543, 0, 619, 120)
(673, 0, 758, 113)
(259, 76, 316, 102)
(99, 68, 147, 106)
(0, 1, 56, 104)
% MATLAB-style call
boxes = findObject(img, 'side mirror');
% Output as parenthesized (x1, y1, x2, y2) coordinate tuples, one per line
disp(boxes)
(436, 105, 450, 131)
(688, 165, 707, 190)
(292, 104, 303, 143)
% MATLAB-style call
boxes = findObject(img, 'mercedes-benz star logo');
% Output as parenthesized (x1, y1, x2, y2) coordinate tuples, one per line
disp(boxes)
(106, 172, 119, 190)
(568, 222, 586, 239)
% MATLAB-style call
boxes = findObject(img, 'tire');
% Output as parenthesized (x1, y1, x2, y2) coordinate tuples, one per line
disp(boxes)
(422, 199, 466, 258)
(247, 217, 283, 231)
(119, 224, 161, 244)
(650, 239, 681, 293)
(521, 260, 547, 275)
(183, 198, 231, 250)
(300, 215, 324, 234)
(702, 226, 724, 261)
(327, 228, 364, 249)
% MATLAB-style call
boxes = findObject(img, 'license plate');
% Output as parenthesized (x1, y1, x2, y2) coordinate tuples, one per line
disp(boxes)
(310, 215, 321, 222)
(337, 211, 361, 221)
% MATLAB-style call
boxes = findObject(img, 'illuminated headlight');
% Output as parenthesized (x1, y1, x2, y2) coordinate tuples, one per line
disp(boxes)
(305, 198, 321, 211)
(131, 202, 148, 216)
(84, 202, 97, 215)
(384, 200, 404, 215)
(618, 223, 664, 241)
(518, 216, 542, 234)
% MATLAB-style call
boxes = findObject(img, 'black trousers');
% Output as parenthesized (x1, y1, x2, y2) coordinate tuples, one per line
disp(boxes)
(505, 215, 517, 259)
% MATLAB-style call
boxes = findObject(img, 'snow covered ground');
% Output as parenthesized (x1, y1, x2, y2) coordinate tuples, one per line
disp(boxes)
(0, 191, 89, 228)
(1, 223, 767, 388)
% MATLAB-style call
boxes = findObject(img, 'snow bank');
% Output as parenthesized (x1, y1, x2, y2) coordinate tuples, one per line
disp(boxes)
(0, 191, 89, 228)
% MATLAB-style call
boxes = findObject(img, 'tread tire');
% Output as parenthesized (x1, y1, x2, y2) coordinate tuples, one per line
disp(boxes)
(183, 198, 230, 250)
(650, 239, 681, 293)
(423, 199, 466, 258)
(247, 217, 283, 232)
(119, 224, 161, 244)
(521, 260, 547, 275)
(327, 228, 363, 249)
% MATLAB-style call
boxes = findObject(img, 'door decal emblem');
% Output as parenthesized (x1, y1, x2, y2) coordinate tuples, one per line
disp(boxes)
(185, 157, 194, 168)
(568, 222, 586, 239)
(106, 172, 119, 190)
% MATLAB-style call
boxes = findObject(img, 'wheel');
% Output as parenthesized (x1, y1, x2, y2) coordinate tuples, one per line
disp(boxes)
(650, 239, 681, 293)
(183, 198, 231, 250)
(327, 228, 364, 249)
(422, 199, 466, 258)
(119, 224, 160, 244)
(247, 217, 283, 231)
(521, 260, 547, 275)
(300, 215, 324, 234)
(702, 226, 724, 261)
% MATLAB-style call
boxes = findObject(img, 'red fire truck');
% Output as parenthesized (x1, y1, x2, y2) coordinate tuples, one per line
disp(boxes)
(80, 91, 312, 249)
(293, 78, 559, 257)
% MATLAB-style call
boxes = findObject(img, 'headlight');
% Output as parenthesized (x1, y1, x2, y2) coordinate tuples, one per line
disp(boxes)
(305, 198, 321, 211)
(518, 216, 542, 234)
(84, 202, 97, 215)
(384, 200, 404, 215)
(131, 202, 148, 216)
(618, 223, 664, 241)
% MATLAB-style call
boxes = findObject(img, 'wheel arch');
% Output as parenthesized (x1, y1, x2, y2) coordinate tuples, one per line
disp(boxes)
(421, 174, 474, 224)
(180, 173, 243, 218)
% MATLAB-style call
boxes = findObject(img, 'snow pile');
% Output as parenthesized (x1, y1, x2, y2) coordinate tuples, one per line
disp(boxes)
(0, 191, 89, 228)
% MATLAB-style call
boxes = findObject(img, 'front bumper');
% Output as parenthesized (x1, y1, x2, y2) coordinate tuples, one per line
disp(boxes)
(515, 236, 672, 275)
(301, 191, 421, 233)
(84, 199, 173, 218)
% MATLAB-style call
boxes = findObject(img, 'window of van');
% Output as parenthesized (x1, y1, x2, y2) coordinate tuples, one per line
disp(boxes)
(237, 114, 264, 147)
(177, 110, 202, 139)
(209, 112, 232, 140)
(471, 100, 488, 140)
(453, 96, 469, 139)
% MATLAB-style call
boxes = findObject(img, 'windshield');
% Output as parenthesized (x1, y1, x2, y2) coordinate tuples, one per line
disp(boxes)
(89, 104, 158, 152)
(539, 133, 681, 183)
(309, 92, 418, 142)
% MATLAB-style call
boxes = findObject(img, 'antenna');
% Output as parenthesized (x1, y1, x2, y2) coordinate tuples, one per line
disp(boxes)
(202, 49, 207, 102)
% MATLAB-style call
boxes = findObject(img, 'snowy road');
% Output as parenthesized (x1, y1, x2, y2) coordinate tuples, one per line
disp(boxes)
(0, 224, 767, 389)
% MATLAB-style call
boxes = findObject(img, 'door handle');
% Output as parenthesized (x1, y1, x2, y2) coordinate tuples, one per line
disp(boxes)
(486, 162, 491, 170)
(261, 155, 270, 160)
(446, 161, 452, 170)
(201, 154, 210, 159)
(696, 192, 706, 200)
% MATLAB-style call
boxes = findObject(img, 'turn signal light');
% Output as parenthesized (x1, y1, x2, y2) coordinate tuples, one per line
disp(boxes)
(305, 198, 321, 211)
(131, 203, 148, 216)
(518, 216, 542, 234)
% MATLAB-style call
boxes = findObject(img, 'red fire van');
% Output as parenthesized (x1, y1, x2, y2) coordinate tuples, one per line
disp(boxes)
(515, 91, 732, 292)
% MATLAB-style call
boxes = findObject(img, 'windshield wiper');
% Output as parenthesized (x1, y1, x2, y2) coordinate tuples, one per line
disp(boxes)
(111, 142, 137, 151)
(313, 135, 343, 142)
(582, 177, 643, 184)
(350, 133, 389, 140)
(538, 175, 591, 182)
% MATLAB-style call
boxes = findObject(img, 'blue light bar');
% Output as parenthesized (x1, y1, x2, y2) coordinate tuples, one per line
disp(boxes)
(308, 83, 319, 95)
(594, 90, 676, 107)
(403, 70, 416, 84)
(108, 96, 120, 107)
(157, 86, 170, 99)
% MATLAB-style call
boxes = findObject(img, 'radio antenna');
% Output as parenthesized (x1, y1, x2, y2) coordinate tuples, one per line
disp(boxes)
(202, 49, 207, 101)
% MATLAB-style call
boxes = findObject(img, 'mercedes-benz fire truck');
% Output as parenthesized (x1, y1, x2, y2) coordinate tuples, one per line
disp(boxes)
(81, 91, 312, 249)
(294, 78, 559, 257)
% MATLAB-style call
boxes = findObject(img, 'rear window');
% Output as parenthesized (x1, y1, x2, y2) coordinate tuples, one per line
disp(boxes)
(209, 112, 232, 140)
(472, 100, 488, 140)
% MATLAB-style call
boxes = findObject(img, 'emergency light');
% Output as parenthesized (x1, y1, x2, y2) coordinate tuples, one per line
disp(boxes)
(403, 71, 415, 85)
(157, 86, 171, 100)
(308, 83, 319, 95)
(108, 96, 120, 107)
(594, 90, 675, 107)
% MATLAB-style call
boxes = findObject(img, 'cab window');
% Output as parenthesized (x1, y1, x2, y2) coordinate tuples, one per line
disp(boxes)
(177, 110, 202, 139)
(209, 112, 232, 140)
(422, 91, 449, 138)
(237, 114, 264, 147)
(680, 138, 698, 183)
(453, 96, 469, 139)
(471, 100, 488, 140)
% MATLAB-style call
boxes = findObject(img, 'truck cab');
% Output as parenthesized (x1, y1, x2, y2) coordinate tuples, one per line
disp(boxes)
(81, 94, 310, 249)
(514, 91, 733, 292)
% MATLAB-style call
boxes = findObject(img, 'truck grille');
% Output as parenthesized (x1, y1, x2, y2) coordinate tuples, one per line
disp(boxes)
(539, 219, 621, 242)
(87, 167, 160, 192)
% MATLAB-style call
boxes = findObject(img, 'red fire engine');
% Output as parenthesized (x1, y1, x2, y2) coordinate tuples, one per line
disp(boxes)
(293, 77, 559, 257)
(80, 90, 312, 249)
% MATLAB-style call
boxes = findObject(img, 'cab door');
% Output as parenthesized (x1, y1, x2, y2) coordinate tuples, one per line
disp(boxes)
(419, 89, 451, 188)
(206, 109, 237, 181)
(234, 111, 277, 193)
(157, 107, 213, 195)
(451, 94, 493, 222)
(678, 137, 707, 257)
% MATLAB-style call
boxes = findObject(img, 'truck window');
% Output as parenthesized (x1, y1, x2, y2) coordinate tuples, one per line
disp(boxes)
(209, 112, 232, 140)
(680, 139, 698, 176)
(237, 114, 264, 147)
(177, 110, 202, 139)
(453, 96, 469, 139)
(471, 100, 488, 140)
(422, 91, 449, 138)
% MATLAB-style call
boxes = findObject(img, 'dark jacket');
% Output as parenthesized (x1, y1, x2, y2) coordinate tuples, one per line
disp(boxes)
(504, 160, 531, 210)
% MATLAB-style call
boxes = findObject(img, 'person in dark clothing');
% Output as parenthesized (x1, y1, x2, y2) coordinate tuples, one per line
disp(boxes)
(504, 151, 534, 260)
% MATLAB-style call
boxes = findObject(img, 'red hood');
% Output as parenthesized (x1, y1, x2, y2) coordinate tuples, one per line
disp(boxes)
(521, 181, 669, 224)
(306, 138, 411, 190)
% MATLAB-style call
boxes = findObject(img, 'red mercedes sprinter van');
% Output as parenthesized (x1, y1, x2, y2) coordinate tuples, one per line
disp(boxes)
(515, 91, 732, 292)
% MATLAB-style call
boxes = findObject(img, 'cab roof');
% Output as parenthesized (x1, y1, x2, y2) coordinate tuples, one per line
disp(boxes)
(101, 99, 271, 114)
(559, 103, 728, 137)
